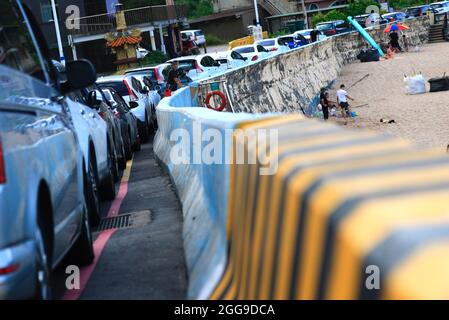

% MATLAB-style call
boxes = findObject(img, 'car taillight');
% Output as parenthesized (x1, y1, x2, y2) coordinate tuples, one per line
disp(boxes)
(270, 48, 278, 51)
(155, 69, 163, 84)
(195, 61, 203, 73)
(123, 79, 138, 102)
(328, 30, 336, 35)
(113, 109, 120, 119)
(0, 139, 5, 184)
(0, 264, 19, 275)
(251, 55, 259, 61)
(98, 111, 106, 119)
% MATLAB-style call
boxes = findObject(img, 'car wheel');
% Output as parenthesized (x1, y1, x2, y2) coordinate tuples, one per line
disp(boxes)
(86, 158, 101, 226)
(125, 128, 132, 161)
(101, 146, 117, 200)
(34, 223, 52, 300)
(140, 114, 150, 142)
(111, 145, 120, 183)
(134, 134, 141, 152)
(67, 206, 94, 266)
(117, 143, 126, 170)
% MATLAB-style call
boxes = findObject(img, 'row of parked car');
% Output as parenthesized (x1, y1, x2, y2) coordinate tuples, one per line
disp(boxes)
(0, 0, 162, 299)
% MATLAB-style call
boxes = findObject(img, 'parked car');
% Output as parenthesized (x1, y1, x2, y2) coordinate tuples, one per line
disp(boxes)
(81, 86, 127, 172)
(181, 29, 206, 47)
(382, 12, 409, 22)
(405, 5, 433, 17)
(429, 1, 449, 13)
(167, 54, 224, 81)
(316, 20, 351, 36)
(100, 87, 141, 156)
(209, 50, 248, 70)
(97, 75, 154, 142)
(233, 44, 271, 62)
(294, 29, 327, 42)
(279, 34, 309, 48)
(0, 0, 95, 299)
(53, 61, 118, 213)
(255, 38, 290, 53)
(159, 62, 193, 87)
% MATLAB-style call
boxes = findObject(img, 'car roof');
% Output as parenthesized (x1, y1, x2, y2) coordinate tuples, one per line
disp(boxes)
(317, 20, 343, 24)
(297, 29, 313, 32)
(181, 29, 202, 33)
(168, 56, 201, 61)
(97, 75, 126, 83)
(125, 66, 158, 73)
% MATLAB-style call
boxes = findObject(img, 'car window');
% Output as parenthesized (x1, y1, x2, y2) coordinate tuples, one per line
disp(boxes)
(111, 90, 129, 111)
(235, 47, 255, 54)
(126, 69, 156, 80)
(230, 50, 245, 60)
(175, 60, 196, 71)
(200, 56, 216, 67)
(194, 31, 204, 36)
(279, 37, 293, 45)
(317, 23, 333, 31)
(0, 1, 45, 82)
(130, 76, 143, 93)
(256, 45, 268, 53)
(258, 40, 275, 47)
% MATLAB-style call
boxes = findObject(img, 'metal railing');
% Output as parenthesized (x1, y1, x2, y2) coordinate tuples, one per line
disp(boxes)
(258, 0, 286, 15)
(66, 4, 188, 38)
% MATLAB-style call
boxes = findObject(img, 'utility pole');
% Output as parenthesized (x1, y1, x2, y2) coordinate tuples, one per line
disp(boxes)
(253, 0, 260, 26)
(51, 0, 65, 64)
(300, 0, 309, 29)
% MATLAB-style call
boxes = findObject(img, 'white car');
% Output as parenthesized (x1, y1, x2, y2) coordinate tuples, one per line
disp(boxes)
(255, 38, 290, 54)
(209, 50, 248, 70)
(233, 44, 271, 62)
(66, 94, 111, 225)
(430, 1, 449, 13)
(167, 55, 223, 81)
(294, 29, 327, 42)
(181, 29, 206, 46)
(97, 75, 155, 142)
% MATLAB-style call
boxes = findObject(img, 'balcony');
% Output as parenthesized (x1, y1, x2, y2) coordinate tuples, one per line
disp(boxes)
(66, 4, 188, 39)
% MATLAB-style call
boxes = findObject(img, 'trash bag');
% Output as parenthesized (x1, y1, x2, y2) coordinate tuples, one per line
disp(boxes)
(429, 74, 449, 92)
(357, 48, 380, 62)
(404, 74, 427, 95)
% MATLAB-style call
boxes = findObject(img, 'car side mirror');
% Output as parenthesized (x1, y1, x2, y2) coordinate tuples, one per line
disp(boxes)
(62, 60, 97, 93)
(129, 101, 139, 109)
(214, 62, 221, 67)
(86, 91, 102, 109)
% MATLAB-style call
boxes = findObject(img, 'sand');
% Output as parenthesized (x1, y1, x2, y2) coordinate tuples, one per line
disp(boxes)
(329, 42, 449, 152)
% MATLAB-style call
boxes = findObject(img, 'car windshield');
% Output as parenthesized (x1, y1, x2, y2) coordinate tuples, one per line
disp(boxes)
(317, 23, 333, 31)
(235, 47, 255, 54)
(431, 3, 443, 8)
(258, 40, 276, 47)
(171, 60, 196, 71)
(97, 81, 128, 97)
(126, 69, 157, 80)
(300, 30, 311, 36)
(278, 37, 293, 45)
(195, 31, 204, 36)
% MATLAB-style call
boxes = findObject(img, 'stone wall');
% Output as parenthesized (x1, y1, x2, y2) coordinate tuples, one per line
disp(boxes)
(216, 17, 430, 115)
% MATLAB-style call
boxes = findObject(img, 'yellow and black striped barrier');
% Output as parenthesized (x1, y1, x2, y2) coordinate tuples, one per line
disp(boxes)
(210, 115, 449, 300)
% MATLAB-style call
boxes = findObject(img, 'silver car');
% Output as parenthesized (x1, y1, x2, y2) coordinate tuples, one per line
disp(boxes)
(0, 0, 96, 299)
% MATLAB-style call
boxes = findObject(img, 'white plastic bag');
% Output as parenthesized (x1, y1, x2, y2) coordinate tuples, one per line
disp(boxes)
(404, 74, 426, 95)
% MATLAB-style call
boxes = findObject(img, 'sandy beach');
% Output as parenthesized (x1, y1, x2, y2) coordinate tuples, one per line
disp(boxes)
(330, 42, 449, 152)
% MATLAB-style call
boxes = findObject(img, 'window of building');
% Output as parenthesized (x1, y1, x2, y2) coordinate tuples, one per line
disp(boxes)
(40, 1, 54, 23)
(309, 3, 319, 10)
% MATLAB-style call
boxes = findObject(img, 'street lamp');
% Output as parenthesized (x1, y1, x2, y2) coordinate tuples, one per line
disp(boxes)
(50, 0, 65, 64)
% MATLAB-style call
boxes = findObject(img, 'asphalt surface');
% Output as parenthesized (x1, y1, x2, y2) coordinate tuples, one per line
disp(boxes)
(53, 137, 187, 300)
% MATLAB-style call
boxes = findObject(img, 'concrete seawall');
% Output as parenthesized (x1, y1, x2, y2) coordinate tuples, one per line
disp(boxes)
(214, 17, 430, 115)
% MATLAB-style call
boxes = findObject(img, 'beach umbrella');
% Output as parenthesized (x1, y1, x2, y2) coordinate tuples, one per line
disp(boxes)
(384, 23, 410, 33)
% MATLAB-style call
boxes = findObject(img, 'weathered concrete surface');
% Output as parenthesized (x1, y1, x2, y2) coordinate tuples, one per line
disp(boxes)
(218, 17, 430, 115)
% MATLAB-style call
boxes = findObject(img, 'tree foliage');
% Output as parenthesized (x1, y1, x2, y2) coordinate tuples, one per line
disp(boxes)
(175, 0, 214, 19)
(312, 0, 380, 26)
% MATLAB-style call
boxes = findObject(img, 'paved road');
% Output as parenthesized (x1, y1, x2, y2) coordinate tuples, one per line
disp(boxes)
(52, 137, 187, 300)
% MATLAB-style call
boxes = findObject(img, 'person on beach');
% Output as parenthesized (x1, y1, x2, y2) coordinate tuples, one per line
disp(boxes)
(320, 88, 336, 121)
(337, 84, 355, 124)
(389, 31, 402, 52)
